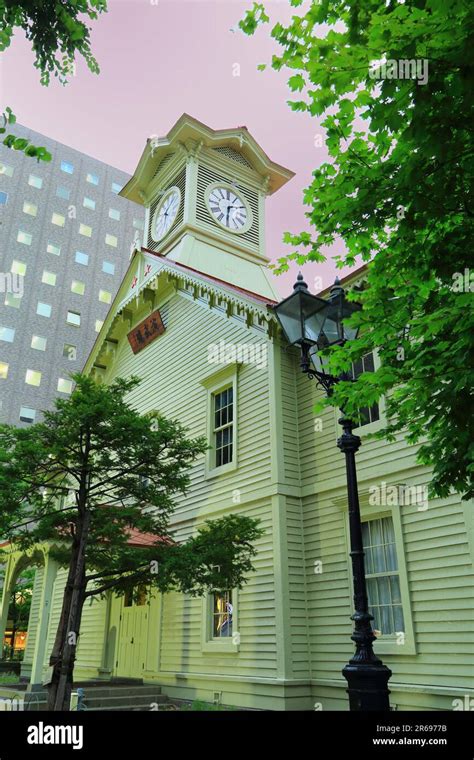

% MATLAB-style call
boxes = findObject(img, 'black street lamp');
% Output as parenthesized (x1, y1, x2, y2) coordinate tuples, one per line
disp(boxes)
(274, 273, 392, 711)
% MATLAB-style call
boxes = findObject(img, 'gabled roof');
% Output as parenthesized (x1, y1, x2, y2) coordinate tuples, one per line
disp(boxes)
(120, 113, 295, 204)
(83, 247, 279, 376)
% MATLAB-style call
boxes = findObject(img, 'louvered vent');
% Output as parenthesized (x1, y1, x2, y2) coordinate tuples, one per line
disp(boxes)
(147, 168, 186, 251)
(196, 165, 259, 247)
(213, 146, 252, 168)
(153, 152, 173, 178)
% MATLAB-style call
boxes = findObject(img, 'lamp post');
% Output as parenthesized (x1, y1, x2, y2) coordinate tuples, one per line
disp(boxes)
(274, 273, 392, 711)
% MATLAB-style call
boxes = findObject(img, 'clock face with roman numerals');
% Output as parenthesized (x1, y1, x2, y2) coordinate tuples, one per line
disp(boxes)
(206, 185, 250, 232)
(151, 186, 181, 242)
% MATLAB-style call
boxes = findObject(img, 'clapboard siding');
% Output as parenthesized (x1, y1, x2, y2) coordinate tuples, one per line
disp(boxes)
(295, 364, 474, 702)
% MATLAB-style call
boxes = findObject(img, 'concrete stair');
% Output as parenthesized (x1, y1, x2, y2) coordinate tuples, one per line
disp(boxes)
(18, 682, 171, 712)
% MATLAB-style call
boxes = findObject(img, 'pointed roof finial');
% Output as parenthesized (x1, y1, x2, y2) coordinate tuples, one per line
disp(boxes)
(293, 272, 308, 292)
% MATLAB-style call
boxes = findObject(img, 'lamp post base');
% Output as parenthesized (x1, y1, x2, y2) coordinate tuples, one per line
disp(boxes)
(343, 661, 392, 711)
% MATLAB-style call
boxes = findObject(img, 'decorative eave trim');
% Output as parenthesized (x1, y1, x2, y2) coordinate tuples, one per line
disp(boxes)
(84, 253, 280, 378)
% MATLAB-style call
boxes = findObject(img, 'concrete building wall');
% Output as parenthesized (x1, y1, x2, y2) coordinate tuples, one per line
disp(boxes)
(0, 124, 145, 426)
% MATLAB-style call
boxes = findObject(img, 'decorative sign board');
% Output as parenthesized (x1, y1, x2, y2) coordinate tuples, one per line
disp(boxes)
(127, 309, 165, 354)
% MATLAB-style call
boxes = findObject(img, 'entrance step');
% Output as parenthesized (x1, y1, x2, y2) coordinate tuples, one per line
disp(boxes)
(15, 683, 169, 712)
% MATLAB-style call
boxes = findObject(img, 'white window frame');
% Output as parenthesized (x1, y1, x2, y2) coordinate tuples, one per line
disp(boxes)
(337, 494, 416, 656)
(201, 589, 239, 654)
(200, 364, 239, 479)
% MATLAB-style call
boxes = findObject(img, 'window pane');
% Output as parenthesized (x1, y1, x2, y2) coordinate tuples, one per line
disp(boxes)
(102, 261, 115, 275)
(109, 208, 120, 221)
(60, 160, 74, 174)
(86, 172, 99, 185)
(83, 197, 96, 210)
(105, 233, 117, 247)
(23, 201, 38, 216)
(28, 175, 43, 189)
(52, 212, 65, 227)
(0, 163, 14, 177)
(71, 280, 85, 295)
(42, 271, 56, 286)
(67, 311, 81, 326)
(19, 407, 36, 423)
(212, 591, 233, 637)
(31, 335, 47, 351)
(56, 186, 70, 200)
(393, 604, 405, 632)
(75, 251, 89, 266)
(17, 230, 32, 245)
(79, 223, 92, 237)
(0, 362, 9, 379)
(99, 290, 111, 304)
(63, 344, 77, 361)
(0, 327, 15, 343)
(363, 352, 375, 373)
(47, 242, 61, 256)
(5, 293, 21, 308)
(111, 181, 122, 194)
(37, 302, 51, 318)
(95, 320, 103, 333)
(57, 378, 73, 394)
(11, 260, 26, 276)
(389, 575, 402, 605)
(25, 369, 41, 386)
(0, 191, 8, 205)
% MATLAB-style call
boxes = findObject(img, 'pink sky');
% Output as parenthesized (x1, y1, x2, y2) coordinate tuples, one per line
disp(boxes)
(0, 0, 348, 297)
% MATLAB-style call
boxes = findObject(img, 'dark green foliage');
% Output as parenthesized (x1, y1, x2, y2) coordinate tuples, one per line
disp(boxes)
(241, 0, 474, 499)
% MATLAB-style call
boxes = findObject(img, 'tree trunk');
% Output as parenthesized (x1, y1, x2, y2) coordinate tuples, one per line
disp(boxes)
(46, 526, 84, 710)
(53, 510, 90, 711)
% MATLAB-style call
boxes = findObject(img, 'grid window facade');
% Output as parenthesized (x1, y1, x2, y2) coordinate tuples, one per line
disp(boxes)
(362, 516, 405, 636)
(213, 387, 233, 467)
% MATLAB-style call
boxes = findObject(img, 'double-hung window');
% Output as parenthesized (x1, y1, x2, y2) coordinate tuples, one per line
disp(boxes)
(213, 387, 233, 468)
(362, 516, 404, 636)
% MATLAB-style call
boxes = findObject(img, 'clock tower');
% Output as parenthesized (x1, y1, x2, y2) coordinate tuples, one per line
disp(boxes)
(120, 114, 294, 300)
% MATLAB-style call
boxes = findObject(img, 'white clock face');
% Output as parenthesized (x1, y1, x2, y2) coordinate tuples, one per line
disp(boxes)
(207, 186, 249, 232)
(152, 187, 181, 241)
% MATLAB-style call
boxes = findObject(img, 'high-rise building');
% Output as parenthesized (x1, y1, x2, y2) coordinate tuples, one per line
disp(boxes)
(0, 125, 145, 426)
